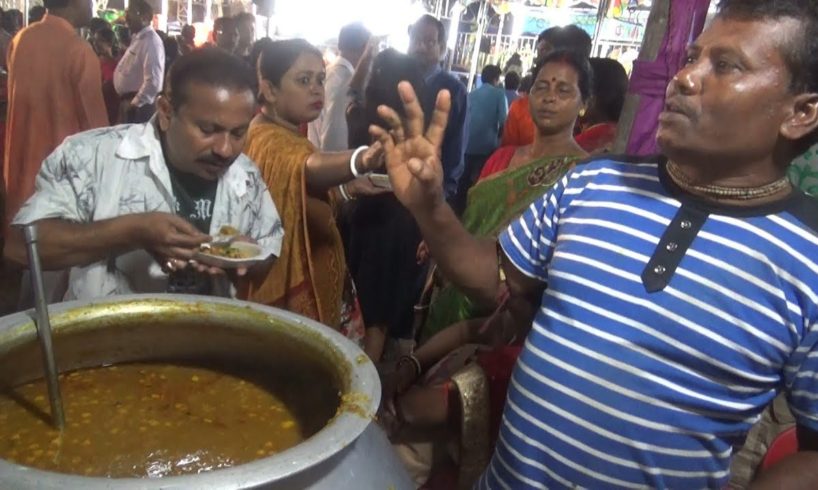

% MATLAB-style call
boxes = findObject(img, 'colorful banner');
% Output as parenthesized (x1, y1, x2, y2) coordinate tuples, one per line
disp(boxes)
(519, 6, 599, 36)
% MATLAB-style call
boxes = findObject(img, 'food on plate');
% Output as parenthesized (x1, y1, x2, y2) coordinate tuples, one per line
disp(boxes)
(218, 225, 239, 236)
(199, 243, 257, 259)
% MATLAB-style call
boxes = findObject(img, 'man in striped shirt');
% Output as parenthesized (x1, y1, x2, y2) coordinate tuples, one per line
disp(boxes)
(373, 0, 818, 487)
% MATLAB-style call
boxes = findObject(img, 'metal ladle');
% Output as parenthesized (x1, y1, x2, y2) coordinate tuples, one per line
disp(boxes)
(22, 224, 65, 430)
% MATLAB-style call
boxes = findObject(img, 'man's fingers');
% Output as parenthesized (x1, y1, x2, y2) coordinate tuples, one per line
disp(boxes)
(397, 81, 425, 138)
(163, 246, 196, 261)
(369, 125, 396, 154)
(406, 156, 440, 184)
(166, 230, 208, 248)
(167, 214, 208, 239)
(425, 89, 451, 148)
(376, 104, 406, 142)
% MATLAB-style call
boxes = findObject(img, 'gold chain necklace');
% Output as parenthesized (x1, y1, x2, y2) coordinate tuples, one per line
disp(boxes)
(666, 160, 791, 200)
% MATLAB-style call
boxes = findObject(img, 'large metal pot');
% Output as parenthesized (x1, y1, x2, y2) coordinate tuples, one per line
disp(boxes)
(0, 294, 413, 489)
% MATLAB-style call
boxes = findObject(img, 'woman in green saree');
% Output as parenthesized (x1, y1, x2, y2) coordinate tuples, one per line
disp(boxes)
(420, 49, 592, 340)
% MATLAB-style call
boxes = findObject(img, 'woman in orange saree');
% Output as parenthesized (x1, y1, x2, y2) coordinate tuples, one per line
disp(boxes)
(238, 39, 385, 345)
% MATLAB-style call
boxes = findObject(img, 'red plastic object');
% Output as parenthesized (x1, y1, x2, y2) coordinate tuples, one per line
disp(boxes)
(760, 427, 798, 470)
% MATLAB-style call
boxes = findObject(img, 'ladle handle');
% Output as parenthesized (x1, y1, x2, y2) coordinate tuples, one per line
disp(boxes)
(23, 224, 65, 430)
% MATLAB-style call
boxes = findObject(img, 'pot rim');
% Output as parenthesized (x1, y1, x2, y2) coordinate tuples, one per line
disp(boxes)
(0, 294, 380, 490)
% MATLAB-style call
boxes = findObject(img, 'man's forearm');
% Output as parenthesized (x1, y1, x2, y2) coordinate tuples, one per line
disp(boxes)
(4, 217, 141, 270)
(415, 202, 499, 304)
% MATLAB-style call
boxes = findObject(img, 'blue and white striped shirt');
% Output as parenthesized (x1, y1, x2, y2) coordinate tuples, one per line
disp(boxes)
(480, 157, 818, 489)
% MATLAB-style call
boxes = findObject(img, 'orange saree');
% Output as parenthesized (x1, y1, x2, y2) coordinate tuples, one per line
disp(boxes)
(238, 122, 363, 342)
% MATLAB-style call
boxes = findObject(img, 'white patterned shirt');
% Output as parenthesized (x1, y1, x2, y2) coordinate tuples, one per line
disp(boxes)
(13, 121, 284, 301)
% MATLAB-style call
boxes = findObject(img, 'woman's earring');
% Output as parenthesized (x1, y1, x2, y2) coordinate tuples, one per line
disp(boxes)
(579, 108, 586, 117)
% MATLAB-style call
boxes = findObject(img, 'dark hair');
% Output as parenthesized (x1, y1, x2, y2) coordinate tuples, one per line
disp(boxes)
(519, 74, 534, 93)
(43, 0, 68, 10)
(533, 49, 593, 102)
(718, 0, 818, 94)
(338, 22, 370, 54)
(96, 26, 117, 46)
(346, 48, 426, 148)
(258, 38, 322, 87)
(2, 9, 22, 31)
(28, 5, 46, 23)
(480, 64, 501, 85)
(536, 24, 592, 57)
(410, 14, 446, 46)
(166, 47, 257, 110)
(249, 37, 274, 70)
(588, 57, 628, 122)
(181, 24, 195, 38)
(364, 48, 426, 125)
(504, 71, 521, 91)
(88, 17, 110, 34)
(130, 0, 154, 19)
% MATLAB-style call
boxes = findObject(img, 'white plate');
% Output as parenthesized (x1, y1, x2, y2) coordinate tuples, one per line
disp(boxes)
(193, 242, 270, 269)
(368, 174, 392, 189)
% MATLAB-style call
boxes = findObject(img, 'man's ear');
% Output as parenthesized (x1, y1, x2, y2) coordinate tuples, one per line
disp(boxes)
(781, 92, 818, 142)
(156, 95, 173, 131)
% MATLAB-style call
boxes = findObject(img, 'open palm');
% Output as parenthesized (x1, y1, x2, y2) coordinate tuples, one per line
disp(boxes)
(369, 82, 451, 213)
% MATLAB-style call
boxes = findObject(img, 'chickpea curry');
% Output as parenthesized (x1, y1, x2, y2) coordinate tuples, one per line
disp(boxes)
(0, 362, 309, 477)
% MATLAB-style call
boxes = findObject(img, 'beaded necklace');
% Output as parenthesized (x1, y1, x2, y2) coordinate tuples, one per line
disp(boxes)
(666, 160, 791, 200)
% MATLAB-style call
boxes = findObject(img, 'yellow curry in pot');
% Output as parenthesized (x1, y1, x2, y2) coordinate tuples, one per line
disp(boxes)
(0, 362, 314, 477)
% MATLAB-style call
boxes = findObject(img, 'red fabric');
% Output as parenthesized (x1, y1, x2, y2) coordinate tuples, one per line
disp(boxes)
(575, 122, 617, 154)
(477, 146, 517, 181)
(501, 96, 534, 147)
(99, 57, 118, 83)
(760, 427, 798, 470)
(476, 345, 523, 444)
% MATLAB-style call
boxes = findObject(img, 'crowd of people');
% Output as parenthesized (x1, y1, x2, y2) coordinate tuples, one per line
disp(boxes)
(2, 0, 818, 488)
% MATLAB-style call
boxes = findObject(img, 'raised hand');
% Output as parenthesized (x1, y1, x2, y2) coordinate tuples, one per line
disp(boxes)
(369, 82, 451, 214)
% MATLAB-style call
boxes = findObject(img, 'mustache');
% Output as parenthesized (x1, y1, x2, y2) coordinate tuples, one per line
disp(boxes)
(197, 156, 233, 167)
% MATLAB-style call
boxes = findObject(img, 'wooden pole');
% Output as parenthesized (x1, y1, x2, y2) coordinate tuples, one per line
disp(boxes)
(611, 0, 670, 154)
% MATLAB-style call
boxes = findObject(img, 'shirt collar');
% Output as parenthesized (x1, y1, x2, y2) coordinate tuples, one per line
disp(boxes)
(115, 117, 250, 197)
(424, 65, 442, 83)
(133, 26, 153, 40)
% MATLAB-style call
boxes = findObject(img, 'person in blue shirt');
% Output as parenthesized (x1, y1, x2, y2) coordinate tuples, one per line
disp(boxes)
(408, 14, 468, 202)
(454, 64, 508, 213)
(373, 0, 818, 487)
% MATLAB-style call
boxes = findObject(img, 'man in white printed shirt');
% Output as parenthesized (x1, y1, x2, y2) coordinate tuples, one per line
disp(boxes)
(4, 49, 283, 301)
(307, 22, 370, 151)
(113, 0, 164, 124)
